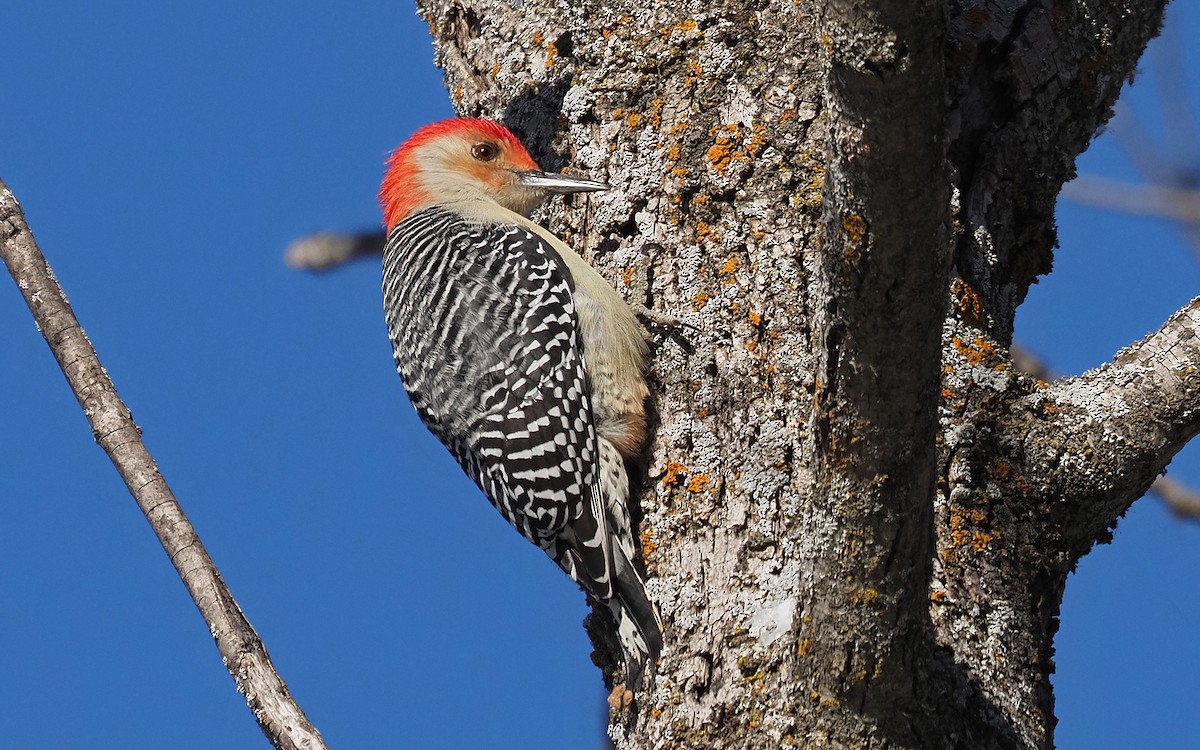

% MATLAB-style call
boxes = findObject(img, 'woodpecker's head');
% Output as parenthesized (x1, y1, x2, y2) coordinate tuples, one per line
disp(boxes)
(379, 118, 609, 230)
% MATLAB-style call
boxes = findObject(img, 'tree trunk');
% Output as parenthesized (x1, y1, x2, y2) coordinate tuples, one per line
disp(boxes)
(413, 1, 1193, 747)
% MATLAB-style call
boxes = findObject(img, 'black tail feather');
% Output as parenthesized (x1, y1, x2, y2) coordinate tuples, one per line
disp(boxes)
(611, 543, 663, 686)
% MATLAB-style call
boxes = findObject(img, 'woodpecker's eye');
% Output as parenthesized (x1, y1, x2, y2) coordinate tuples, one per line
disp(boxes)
(471, 143, 499, 161)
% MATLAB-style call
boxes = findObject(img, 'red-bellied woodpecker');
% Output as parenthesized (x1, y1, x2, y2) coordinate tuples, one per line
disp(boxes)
(378, 118, 662, 692)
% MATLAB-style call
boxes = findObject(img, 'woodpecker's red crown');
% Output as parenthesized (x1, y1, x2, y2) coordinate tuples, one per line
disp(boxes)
(379, 118, 608, 230)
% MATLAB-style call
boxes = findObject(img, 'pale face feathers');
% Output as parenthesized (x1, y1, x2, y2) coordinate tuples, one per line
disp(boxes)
(379, 118, 607, 230)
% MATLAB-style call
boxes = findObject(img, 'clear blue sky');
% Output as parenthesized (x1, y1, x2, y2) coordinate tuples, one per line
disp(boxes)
(1, 3, 1196, 749)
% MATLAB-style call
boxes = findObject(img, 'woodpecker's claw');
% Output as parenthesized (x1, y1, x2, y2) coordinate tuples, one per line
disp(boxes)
(607, 683, 634, 710)
(633, 304, 694, 331)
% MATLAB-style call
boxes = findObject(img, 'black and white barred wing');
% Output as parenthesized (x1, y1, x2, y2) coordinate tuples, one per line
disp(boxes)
(383, 207, 615, 599)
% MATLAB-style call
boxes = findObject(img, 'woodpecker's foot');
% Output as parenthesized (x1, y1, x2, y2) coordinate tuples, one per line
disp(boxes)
(632, 304, 692, 330)
(607, 682, 634, 711)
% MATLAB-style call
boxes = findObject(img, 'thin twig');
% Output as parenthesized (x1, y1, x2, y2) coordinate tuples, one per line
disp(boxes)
(1107, 23, 1200, 263)
(1152, 474, 1200, 520)
(0, 178, 327, 750)
(1061, 175, 1200, 223)
(285, 230, 385, 271)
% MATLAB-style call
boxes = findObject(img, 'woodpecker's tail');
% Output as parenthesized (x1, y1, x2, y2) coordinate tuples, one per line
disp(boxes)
(550, 437, 663, 689)
(609, 541, 663, 689)
(596, 437, 662, 689)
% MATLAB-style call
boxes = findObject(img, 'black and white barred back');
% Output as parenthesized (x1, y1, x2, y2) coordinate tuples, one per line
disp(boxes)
(383, 206, 620, 600)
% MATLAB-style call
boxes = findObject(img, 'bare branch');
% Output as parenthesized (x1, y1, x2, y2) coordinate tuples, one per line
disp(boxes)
(0, 178, 327, 750)
(1013, 341, 1200, 521)
(1009, 343, 1053, 381)
(1102, 20, 1200, 260)
(1020, 298, 1200, 549)
(1153, 474, 1200, 520)
(1111, 101, 1177, 189)
(285, 230, 385, 271)
(1062, 175, 1200, 224)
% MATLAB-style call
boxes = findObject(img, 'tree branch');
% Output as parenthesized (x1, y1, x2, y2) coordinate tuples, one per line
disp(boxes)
(1062, 175, 1200, 224)
(1012, 342, 1200, 521)
(0, 178, 327, 750)
(1152, 474, 1200, 520)
(285, 230, 386, 271)
(1020, 297, 1200, 550)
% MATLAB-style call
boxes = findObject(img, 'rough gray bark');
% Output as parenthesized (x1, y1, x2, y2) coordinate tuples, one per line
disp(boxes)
(400, 1, 1185, 748)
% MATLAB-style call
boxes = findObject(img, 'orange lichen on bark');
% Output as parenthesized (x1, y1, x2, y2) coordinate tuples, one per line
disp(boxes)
(648, 98, 666, 128)
(952, 278, 985, 325)
(686, 474, 711, 492)
(842, 213, 867, 244)
(545, 41, 558, 68)
(971, 532, 996, 552)
(952, 336, 999, 366)
(946, 503, 1003, 560)
(660, 18, 699, 39)
(641, 529, 659, 558)
(662, 461, 689, 487)
(806, 163, 826, 193)
(706, 137, 736, 171)
(747, 123, 768, 156)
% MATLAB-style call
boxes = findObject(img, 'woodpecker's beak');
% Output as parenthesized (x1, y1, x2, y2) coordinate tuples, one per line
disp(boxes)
(517, 170, 610, 194)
